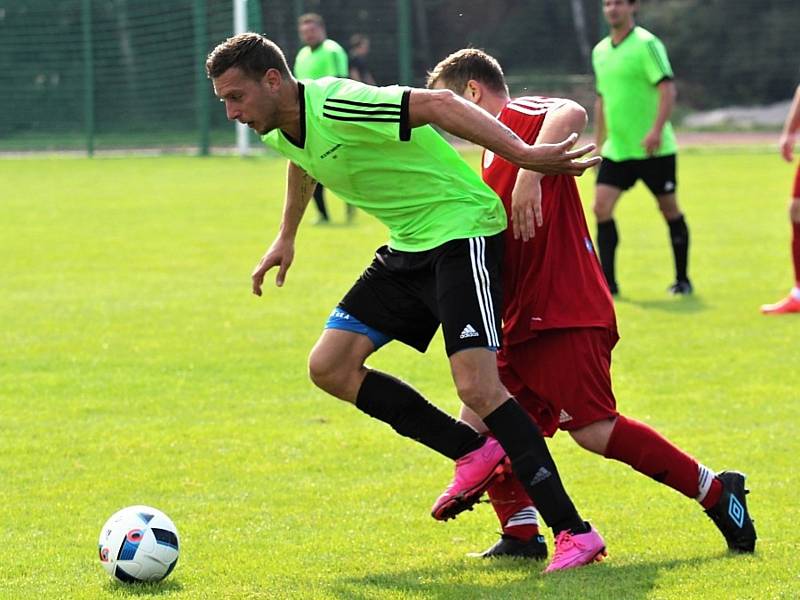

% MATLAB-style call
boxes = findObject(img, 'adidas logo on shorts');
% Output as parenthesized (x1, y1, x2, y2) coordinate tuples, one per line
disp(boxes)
(459, 324, 480, 339)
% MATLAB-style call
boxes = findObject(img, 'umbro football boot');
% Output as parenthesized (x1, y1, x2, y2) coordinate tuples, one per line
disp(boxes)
(468, 534, 548, 560)
(705, 470, 757, 553)
(544, 523, 607, 573)
(431, 437, 510, 521)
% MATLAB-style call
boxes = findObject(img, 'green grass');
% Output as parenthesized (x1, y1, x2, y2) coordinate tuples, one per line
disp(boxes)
(1, 151, 798, 599)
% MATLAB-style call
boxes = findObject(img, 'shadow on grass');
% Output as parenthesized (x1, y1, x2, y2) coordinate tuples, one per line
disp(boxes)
(331, 555, 720, 600)
(104, 578, 183, 596)
(616, 293, 709, 314)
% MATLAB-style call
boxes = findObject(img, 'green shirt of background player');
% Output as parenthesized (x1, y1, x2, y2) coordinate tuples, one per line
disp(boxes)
(207, 34, 609, 571)
(592, 0, 692, 297)
(293, 13, 349, 225)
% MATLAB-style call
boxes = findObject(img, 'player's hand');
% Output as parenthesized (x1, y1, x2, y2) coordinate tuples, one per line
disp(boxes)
(510, 173, 543, 242)
(642, 130, 662, 156)
(524, 133, 601, 176)
(780, 132, 795, 163)
(251, 237, 295, 296)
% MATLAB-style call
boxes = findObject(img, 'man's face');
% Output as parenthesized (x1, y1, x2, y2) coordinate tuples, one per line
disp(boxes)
(298, 22, 324, 48)
(603, 0, 636, 27)
(213, 67, 279, 135)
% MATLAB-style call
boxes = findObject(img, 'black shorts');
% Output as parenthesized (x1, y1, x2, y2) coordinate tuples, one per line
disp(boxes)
(339, 234, 504, 356)
(596, 154, 677, 195)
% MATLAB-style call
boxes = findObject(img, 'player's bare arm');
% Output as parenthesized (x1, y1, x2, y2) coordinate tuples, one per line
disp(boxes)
(643, 80, 676, 155)
(251, 161, 317, 295)
(594, 95, 606, 152)
(511, 100, 589, 241)
(408, 89, 600, 176)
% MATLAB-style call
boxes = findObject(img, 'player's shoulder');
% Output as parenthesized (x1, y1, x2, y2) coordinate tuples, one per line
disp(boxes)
(322, 38, 346, 53)
(311, 77, 403, 100)
(505, 96, 569, 117)
(592, 35, 613, 54)
(632, 26, 661, 44)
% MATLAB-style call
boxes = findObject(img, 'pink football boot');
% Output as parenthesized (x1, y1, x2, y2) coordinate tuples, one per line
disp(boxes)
(431, 437, 510, 521)
(544, 524, 607, 573)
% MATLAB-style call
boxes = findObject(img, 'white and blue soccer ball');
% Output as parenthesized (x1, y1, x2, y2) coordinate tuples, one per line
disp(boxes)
(98, 505, 180, 583)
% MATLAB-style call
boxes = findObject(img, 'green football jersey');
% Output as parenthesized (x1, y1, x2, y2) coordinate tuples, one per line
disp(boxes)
(592, 26, 678, 161)
(262, 78, 506, 252)
(294, 39, 348, 80)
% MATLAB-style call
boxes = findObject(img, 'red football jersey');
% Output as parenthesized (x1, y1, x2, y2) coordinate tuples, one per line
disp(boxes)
(483, 97, 617, 346)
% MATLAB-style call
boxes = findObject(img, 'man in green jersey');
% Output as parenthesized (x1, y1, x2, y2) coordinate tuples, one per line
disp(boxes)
(294, 13, 349, 225)
(592, 0, 691, 296)
(207, 33, 608, 572)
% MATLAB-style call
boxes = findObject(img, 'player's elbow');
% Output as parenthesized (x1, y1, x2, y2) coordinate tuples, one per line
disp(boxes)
(560, 101, 589, 135)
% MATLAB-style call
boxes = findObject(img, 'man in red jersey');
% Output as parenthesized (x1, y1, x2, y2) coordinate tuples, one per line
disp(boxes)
(426, 49, 756, 564)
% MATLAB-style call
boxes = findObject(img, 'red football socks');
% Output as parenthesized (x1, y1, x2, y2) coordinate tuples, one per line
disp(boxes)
(604, 415, 721, 508)
(792, 221, 800, 287)
(487, 470, 540, 540)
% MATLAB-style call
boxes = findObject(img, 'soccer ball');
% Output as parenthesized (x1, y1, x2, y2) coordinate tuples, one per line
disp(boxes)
(98, 505, 180, 583)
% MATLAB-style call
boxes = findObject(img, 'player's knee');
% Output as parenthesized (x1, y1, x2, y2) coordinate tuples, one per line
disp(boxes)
(593, 201, 612, 221)
(569, 418, 615, 454)
(789, 198, 800, 221)
(307, 349, 347, 397)
(454, 374, 502, 416)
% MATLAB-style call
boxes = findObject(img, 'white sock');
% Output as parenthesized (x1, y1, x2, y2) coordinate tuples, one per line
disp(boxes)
(506, 506, 539, 528)
(695, 464, 716, 504)
(790, 286, 800, 300)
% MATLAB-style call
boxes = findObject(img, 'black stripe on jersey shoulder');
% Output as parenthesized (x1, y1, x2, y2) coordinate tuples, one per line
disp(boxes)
(322, 113, 401, 123)
(399, 90, 410, 141)
(325, 98, 402, 109)
(646, 39, 671, 76)
(323, 105, 402, 117)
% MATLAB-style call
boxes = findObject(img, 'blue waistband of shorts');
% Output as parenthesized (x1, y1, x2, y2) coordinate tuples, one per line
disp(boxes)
(325, 308, 391, 350)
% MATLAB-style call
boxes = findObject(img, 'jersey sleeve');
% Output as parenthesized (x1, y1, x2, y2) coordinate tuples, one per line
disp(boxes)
(321, 80, 411, 143)
(643, 36, 674, 85)
(333, 44, 349, 77)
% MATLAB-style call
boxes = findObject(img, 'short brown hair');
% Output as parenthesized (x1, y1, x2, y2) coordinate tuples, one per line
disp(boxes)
(206, 33, 291, 80)
(426, 48, 508, 95)
(298, 13, 324, 28)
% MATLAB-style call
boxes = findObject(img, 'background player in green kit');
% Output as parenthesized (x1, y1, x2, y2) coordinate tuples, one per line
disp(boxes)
(592, 0, 692, 296)
(207, 33, 609, 572)
(294, 13, 349, 224)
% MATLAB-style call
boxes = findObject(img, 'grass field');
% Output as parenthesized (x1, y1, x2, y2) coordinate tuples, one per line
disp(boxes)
(1, 149, 798, 599)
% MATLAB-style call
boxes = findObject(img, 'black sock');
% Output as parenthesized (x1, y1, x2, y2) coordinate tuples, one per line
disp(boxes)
(313, 185, 329, 220)
(355, 370, 484, 460)
(668, 214, 690, 282)
(596, 219, 619, 293)
(483, 399, 584, 535)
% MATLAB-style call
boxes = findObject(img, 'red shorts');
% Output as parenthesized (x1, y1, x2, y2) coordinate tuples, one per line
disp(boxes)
(497, 327, 619, 437)
(793, 163, 800, 199)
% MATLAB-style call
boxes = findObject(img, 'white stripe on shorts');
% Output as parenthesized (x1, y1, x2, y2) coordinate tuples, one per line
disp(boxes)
(468, 237, 500, 347)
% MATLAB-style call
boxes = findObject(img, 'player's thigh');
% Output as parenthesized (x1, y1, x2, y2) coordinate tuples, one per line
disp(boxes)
(595, 158, 634, 219)
(504, 328, 618, 435)
(433, 234, 503, 356)
(339, 246, 439, 353)
(308, 327, 375, 382)
(640, 155, 680, 217)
